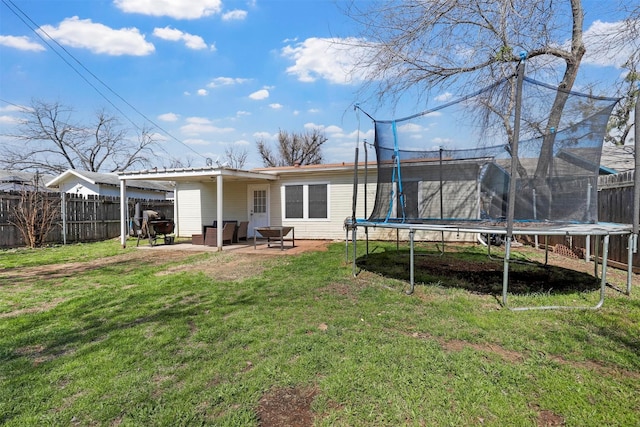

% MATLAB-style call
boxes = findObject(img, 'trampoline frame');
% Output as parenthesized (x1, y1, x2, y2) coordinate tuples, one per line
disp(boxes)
(349, 220, 633, 310)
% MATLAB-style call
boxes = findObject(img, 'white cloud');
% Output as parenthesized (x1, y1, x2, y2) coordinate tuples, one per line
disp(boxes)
(281, 37, 372, 84)
(249, 89, 269, 100)
(181, 117, 234, 134)
(183, 138, 211, 145)
(222, 10, 248, 21)
(269, 103, 283, 109)
(308, 108, 321, 114)
(434, 92, 453, 102)
(582, 19, 640, 68)
(0, 115, 21, 125)
(399, 123, 424, 133)
(0, 35, 45, 52)
(207, 77, 250, 88)
(197, 88, 208, 96)
(158, 112, 179, 122)
(0, 104, 27, 113)
(114, 0, 222, 19)
(236, 110, 251, 117)
(324, 125, 343, 134)
(232, 139, 251, 146)
(153, 26, 210, 50)
(38, 17, 154, 56)
(253, 131, 274, 140)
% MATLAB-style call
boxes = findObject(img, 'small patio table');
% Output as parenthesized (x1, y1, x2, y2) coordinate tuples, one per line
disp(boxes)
(254, 226, 295, 250)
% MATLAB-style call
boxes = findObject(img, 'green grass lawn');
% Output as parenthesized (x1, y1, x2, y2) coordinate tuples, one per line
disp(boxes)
(1, 240, 639, 426)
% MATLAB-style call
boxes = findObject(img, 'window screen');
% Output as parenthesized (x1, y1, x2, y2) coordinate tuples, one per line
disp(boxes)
(308, 184, 327, 218)
(285, 185, 303, 218)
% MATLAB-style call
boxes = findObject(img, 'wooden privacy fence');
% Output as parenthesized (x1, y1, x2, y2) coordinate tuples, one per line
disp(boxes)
(0, 191, 173, 248)
(522, 171, 639, 271)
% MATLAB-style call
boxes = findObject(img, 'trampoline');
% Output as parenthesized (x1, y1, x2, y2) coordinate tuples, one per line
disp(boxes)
(349, 58, 639, 310)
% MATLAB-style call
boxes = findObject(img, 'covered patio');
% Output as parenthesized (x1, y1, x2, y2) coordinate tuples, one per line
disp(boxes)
(117, 166, 278, 250)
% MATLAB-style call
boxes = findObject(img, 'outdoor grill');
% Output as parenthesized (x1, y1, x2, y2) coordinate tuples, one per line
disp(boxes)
(137, 210, 175, 246)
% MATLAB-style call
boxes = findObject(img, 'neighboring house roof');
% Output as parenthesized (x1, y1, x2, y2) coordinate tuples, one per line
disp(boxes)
(0, 170, 58, 192)
(46, 169, 173, 192)
(600, 144, 635, 173)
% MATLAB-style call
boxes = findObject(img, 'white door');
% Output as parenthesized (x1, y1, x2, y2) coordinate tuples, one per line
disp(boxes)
(247, 184, 270, 237)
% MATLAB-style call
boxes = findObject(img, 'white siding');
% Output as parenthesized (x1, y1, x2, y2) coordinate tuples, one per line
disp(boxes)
(272, 170, 377, 240)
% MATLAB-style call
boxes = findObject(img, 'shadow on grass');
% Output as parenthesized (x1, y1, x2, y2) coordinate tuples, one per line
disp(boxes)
(356, 247, 601, 295)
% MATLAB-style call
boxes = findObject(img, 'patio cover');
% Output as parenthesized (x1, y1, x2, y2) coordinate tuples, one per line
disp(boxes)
(117, 166, 277, 249)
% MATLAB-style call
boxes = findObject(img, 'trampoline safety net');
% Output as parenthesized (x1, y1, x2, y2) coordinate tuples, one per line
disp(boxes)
(367, 76, 620, 225)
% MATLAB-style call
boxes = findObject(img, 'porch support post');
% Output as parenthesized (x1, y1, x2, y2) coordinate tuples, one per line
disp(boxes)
(216, 174, 223, 250)
(173, 182, 179, 237)
(120, 179, 127, 248)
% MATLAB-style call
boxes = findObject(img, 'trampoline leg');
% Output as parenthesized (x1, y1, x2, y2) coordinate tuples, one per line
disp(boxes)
(594, 236, 600, 278)
(595, 235, 610, 309)
(627, 234, 635, 295)
(345, 227, 349, 263)
(352, 226, 358, 277)
(502, 238, 512, 307)
(544, 235, 549, 266)
(407, 229, 415, 295)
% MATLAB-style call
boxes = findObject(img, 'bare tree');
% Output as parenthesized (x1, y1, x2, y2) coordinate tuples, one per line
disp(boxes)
(342, 0, 640, 208)
(606, 55, 639, 146)
(9, 173, 60, 248)
(256, 129, 327, 167)
(223, 144, 248, 169)
(1, 99, 158, 174)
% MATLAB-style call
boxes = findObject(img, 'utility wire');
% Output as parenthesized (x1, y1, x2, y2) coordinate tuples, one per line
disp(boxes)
(1, 0, 207, 160)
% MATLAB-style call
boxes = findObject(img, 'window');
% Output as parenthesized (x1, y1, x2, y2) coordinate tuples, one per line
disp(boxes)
(253, 189, 267, 214)
(283, 183, 328, 220)
(308, 184, 327, 218)
(285, 185, 303, 218)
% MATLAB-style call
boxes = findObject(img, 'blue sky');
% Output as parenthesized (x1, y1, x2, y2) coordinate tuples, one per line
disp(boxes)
(0, 0, 636, 170)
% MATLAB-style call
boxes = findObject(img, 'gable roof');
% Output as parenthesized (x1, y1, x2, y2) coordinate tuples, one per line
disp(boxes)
(0, 170, 58, 192)
(46, 169, 173, 192)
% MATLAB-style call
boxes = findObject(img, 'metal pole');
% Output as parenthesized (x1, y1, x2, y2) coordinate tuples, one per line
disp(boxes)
(627, 234, 634, 295)
(503, 54, 526, 303)
(364, 141, 369, 255)
(407, 229, 415, 295)
(533, 189, 538, 249)
(633, 86, 640, 235)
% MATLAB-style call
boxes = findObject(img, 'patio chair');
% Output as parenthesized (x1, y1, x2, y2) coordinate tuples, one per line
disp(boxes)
(204, 222, 235, 246)
(237, 221, 249, 241)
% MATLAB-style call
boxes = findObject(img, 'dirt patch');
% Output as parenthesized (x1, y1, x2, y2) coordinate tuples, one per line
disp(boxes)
(530, 404, 565, 426)
(357, 244, 639, 295)
(407, 330, 640, 380)
(1, 250, 196, 285)
(408, 331, 525, 364)
(0, 297, 68, 319)
(257, 386, 318, 427)
(156, 252, 278, 282)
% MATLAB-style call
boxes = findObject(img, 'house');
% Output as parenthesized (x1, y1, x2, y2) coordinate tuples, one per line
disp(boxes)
(116, 162, 382, 248)
(46, 169, 173, 200)
(0, 170, 57, 192)
(116, 143, 638, 249)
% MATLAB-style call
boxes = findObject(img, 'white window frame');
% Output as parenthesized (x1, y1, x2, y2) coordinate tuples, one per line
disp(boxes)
(282, 182, 330, 221)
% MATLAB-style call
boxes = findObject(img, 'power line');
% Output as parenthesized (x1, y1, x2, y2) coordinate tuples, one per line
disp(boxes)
(1, 0, 207, 160)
